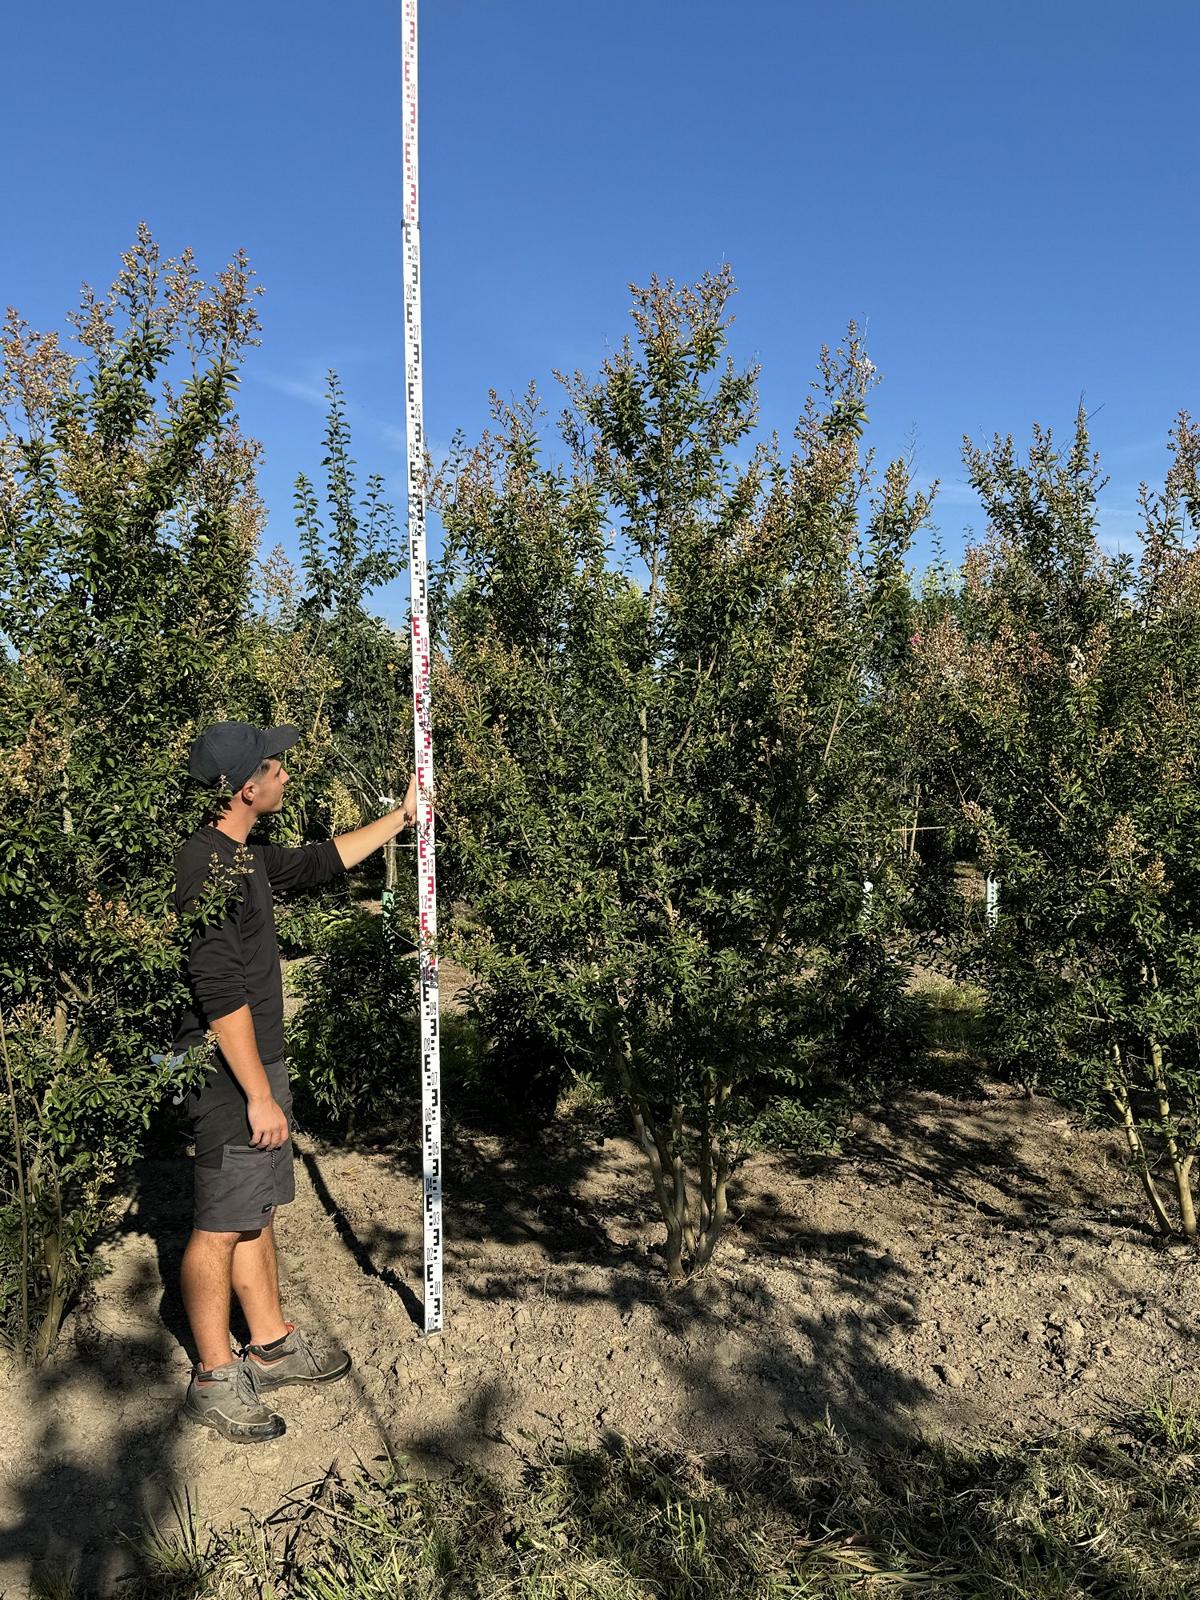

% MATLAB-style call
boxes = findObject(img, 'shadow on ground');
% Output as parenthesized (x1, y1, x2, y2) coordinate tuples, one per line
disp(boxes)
(0, 1147, 412, 1596)
(295, 1112, 956, 1449)
(0, 1323, 184, 1595)
(0, 1078, 1173, 1596)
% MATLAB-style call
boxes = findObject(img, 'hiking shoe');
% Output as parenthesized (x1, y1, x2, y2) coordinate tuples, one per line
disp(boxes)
(182, 1358, 286, 1443)
(246, 1322, 352, 1391)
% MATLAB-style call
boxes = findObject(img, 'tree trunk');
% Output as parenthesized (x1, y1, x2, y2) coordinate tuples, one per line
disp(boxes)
(692, 1163, 729, 1270)
(32, 1172, 67, 1367)
(606, 1015, 680, 1263)
(1149, 1040, 1196, 1239)
(1178, 1154, 1198, 1242)
(692, 1080, 731, 1268)
(0, 1010, 31, 1356)
(605, 1014, 731, 1281)
(1105, 1048, 1173, 1237)
(671, 1099, 696, 1258)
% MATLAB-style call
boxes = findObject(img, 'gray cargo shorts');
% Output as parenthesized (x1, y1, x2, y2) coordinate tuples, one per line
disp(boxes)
(192, 1058, 295, 1234)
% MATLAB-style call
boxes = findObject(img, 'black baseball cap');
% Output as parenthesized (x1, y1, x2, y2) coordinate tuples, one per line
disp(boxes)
(187, 721, 302, 792)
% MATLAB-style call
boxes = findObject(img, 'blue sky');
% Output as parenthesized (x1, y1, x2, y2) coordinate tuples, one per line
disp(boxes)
(3, 1, 1196, 628)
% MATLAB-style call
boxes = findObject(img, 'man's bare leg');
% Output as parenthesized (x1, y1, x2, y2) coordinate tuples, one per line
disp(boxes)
(232, 1216, 289, 1348)
(180, 1228, 241, 1372)
(180, 1224, 287, 1442)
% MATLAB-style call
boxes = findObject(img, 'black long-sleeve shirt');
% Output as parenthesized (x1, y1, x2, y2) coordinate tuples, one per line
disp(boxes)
(173, 826, 346, 1065)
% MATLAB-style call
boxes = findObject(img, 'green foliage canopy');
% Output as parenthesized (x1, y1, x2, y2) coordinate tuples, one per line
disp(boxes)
(435, 271, 931, 1277)
(914, 406, 1200, 1238)
(0, 227, 264, 1358)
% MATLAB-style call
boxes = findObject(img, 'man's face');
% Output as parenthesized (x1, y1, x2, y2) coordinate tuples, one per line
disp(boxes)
(247, 755, 289, 813)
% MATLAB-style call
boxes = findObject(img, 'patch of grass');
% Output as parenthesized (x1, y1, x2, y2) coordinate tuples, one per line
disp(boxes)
(555, 1069, 625, 1145)
(1140, 1381, 1200, 1454)
(907, 973, 988, 1087)
(28, 1574, 79, 1600)
(44, 1394, 1200, 1599)
(122, 1486, 210, 1595)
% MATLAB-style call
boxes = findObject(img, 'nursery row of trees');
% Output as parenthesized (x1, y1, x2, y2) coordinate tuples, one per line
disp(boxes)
(2, 230, 1198, 1362)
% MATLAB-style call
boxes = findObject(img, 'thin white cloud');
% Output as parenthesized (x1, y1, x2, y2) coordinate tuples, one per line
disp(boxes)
(249, 370, 447, 468)
(1096, 504, 1144, 555)
(249, 367, 328, 407)
(381, 422, 452, 462)
(928, 478, 979, 508)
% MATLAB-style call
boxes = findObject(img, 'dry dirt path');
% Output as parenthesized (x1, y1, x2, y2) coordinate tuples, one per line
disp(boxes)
(2, 1077, 1199, 1595)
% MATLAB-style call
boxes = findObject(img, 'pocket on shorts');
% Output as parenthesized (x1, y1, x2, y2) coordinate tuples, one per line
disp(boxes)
(194, 1141, 278, 1232)
(270, 1138, 297, 1208)
(263, 1059, 295, 1135)
(262, 1058, 292, 1104)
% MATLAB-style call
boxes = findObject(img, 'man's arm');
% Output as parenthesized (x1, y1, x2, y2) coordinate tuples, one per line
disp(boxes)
(181, 857, 288, 1151)
(208, 1006, 288, 1150)
(332, 774, 419, 871)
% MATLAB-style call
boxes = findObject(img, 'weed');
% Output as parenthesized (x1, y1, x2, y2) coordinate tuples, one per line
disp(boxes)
(34, 1394, 1200, 1598)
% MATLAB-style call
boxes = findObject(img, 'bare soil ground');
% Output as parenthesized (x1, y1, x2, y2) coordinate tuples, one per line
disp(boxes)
(3, 984, 1200, 1595)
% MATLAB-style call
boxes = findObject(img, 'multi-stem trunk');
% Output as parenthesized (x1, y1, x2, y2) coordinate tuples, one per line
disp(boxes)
(1148, 1040, 1197, 1240)
(606, 1011, 729, 1279)
(1105, 1044, 1173, 1237)
(620, 523, 732, 1275)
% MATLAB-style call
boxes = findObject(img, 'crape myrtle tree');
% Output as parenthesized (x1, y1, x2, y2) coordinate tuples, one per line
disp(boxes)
(912, 408, 1200, 1241)
(253, 379, 419, 1127)
(434, 271, 931, 1278)
(0, 228, 265, 1360)
(237, 374, 411, 851)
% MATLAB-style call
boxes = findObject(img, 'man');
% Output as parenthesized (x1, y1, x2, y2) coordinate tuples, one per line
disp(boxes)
(173, 719, 417, 1443)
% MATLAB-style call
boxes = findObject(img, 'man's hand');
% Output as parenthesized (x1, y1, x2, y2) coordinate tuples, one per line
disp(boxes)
(334, 781, 429, 870)
(248, 1094, 289, 1150)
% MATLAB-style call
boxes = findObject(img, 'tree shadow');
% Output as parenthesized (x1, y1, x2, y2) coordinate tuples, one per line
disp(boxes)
(0, 1325, 186, 1596)
(5, 1073, 1164, 1594)
(297, 1142, 425, 1329)
(397, 1378, 522, 1472)
(308, 1112, 660, 1273)
(0, 1155, 205, 1588)
(0, 1139, 419, 1599)
(293, 1073, 1197, 1468)
(297, 1113, 943, 1455)
(838, 1084, 1117, 1231)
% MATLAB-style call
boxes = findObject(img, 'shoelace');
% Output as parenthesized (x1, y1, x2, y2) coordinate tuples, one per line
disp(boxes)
(240, 1326, 332, 1375)
(291, 1327, 324, 1370)
(237, 1361, 266, 1406)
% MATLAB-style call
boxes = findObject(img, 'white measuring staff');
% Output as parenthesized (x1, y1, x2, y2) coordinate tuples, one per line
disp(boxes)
(402, 0, 443, 1335)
